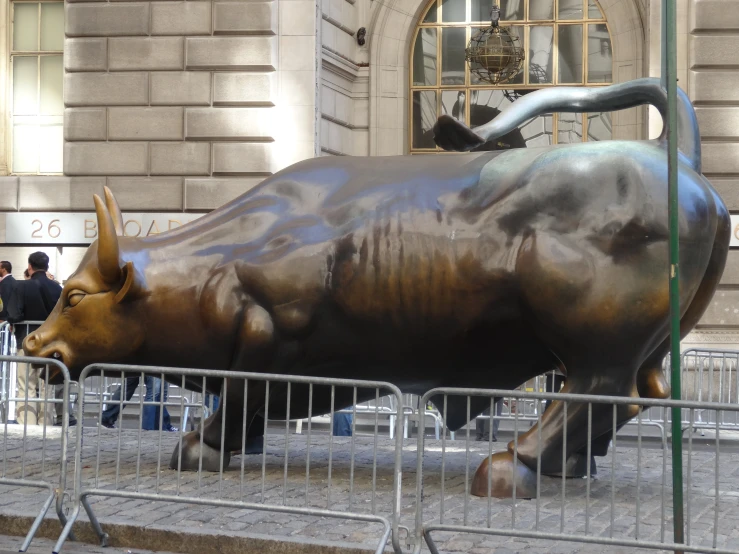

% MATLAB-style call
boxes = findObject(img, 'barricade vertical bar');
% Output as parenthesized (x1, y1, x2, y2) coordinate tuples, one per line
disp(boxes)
(686, 408, 694, 545)
(156, 373, 165, 492)
(560, 401, 567, 533)
(713, 416, 720, 548)
(371, 388, 379, 515)
(610, 404, 616, 538)
(220, 378, 228, 497)
(661, 405, 667, 543)
(95, 371, 105, 489)
(261, 380, 270, 503)
(198, 376, 206, 493)
(327, 385, 335, 509)
(114, 371, 127, 489)
(512, 396, 519, 523)
(585, 402, 592, 535)
(536, 398, 543, 531)
(241, 379, 248, 501)
(636, 408, 643, 540)
(41, 365, 48, 479)
(305, 382, 313, 506)
(41, 366, 48, 479)
(283, 382, 291, 505)
(486, 397, 493, 527)
(175, 375, 186, 496)
(135, 373, 145, 492)
(21, 362, 28, 479)
(463, 396, 470, 527)
(349, 386, 357, 511)
(440, 394, 447, 524)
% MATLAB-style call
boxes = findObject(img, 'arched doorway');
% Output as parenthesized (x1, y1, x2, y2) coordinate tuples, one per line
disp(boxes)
(409, 0, 615, 152)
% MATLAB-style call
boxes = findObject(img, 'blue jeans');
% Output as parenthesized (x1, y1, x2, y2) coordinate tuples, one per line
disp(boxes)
(204, 393, 219, 417)
(101, 376, 172, 430)
(142, 377, 172, 430)
(333, 412, 353, 436)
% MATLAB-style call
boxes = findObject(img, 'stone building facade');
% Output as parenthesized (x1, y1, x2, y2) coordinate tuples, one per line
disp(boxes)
(0, 0, 737, 347)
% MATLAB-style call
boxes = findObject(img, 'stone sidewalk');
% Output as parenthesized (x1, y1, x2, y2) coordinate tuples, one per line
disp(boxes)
(1, 423, 739, 553)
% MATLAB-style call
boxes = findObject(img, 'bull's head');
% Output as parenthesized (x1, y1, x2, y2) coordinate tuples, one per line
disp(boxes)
(23, 187, 147, 381)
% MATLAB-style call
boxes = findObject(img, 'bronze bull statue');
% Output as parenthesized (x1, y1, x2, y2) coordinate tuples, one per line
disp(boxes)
(24, 78, 729, 498)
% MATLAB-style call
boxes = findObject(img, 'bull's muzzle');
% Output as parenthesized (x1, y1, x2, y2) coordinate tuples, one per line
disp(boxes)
(23, 332, 41, 355)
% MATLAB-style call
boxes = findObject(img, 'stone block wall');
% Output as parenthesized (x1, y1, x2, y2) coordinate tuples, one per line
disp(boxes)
(320, 0, 370, 156)
(679, 0, 739, 347)
(62, 0, 319, 212)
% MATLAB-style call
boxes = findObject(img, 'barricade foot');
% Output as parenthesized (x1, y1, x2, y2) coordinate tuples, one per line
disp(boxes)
(169, 431, 231, 472)
(470, 451, 537, 498)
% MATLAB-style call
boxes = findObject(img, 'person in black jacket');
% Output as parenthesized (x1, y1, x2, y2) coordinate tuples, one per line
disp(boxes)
(7, 252, 69, 426)
(0, 261, 16, 322)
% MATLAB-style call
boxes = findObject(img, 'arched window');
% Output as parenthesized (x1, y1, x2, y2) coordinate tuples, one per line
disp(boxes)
(410, 0, 613, 152)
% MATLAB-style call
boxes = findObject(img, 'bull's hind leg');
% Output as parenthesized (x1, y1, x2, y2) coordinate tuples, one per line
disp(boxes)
(471, 371, 640, 498)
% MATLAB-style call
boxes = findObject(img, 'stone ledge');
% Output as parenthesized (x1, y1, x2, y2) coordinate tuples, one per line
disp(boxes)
(0, 515, 380, 554)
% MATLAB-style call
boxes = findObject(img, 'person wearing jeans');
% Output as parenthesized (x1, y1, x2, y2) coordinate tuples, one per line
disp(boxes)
(101, 375, 177, 431)
(142, 377, 174, 431)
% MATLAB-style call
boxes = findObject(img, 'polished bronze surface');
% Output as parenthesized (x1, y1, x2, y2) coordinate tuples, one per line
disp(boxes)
(24, 78, 729, 497)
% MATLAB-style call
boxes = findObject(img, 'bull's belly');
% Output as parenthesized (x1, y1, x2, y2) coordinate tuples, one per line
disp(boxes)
(259, 318, 555, 420)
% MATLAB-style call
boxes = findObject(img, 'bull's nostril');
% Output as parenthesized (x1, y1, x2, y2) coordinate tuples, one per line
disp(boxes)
(25, 334, 37, 350)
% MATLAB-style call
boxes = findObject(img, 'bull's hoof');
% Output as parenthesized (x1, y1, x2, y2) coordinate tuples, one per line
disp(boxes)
(471, 451, 537, 499)
(169, 431, 230, 472)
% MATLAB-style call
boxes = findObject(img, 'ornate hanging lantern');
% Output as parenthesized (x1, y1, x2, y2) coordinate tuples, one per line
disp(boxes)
(465, 5, 525, 85)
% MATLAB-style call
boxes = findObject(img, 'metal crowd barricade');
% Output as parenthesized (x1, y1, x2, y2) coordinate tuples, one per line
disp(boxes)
(676, 349, 739, 433)
(54, 363, 406, 554)
(0, 354, 74, 551)
(412, 387, 739, 554)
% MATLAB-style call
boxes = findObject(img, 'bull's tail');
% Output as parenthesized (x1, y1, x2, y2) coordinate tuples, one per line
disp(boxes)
(433, 77, 702, 174)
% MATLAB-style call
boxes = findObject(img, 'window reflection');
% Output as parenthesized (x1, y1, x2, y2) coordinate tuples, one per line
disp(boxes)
(411, 0, 613, 151)
(558, 25, 583, 83)
(413, 91, 438, 149)
(529, 25, 554, 83)
(441, 0, 466, 22)
(557, 113, 583, 143)
(413, 28, 438, 86)
(442, 27, 467, 85)
(529, 0, 553, 20)
(587, 112, 612, 141)
(558, 0, 583, 19)
(588, 24, 612, 82)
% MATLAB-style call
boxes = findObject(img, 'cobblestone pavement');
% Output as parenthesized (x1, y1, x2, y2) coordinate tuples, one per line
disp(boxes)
(2, 423, 739, 553)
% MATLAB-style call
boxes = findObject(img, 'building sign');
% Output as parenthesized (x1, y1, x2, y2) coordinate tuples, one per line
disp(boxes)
(5, 212, 205, 245)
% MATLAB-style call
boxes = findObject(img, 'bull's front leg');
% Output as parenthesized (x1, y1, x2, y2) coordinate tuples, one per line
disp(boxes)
(170, 380, 266, 472)
(170, 302, 276, 472)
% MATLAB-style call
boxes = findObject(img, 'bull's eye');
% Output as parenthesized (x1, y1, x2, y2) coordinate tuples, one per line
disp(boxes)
(67, 291, 86, 307)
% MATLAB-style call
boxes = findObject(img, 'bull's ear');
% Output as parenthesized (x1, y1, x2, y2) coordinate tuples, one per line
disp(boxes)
(103, 186, 124, 236)
(114, 261, 144, 304)
(94, 194, 122, 284)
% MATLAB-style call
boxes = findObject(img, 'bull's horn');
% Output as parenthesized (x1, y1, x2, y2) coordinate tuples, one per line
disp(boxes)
(94, 194, 122, 284)
(103, 186, 124, 236)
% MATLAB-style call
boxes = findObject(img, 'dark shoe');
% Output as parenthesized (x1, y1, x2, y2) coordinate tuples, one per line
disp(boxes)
(475, 435, 485, 442)
(100, 420, 116, 429)
(69, 418, 78, 427)
(164, 425, 178, 432)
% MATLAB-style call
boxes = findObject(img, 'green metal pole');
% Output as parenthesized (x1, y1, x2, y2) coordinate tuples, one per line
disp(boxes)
(664, 0, 684, 549)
